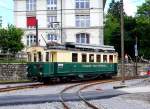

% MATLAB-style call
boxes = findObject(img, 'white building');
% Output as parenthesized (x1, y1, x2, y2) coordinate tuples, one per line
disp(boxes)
(14, 0, 107, 50)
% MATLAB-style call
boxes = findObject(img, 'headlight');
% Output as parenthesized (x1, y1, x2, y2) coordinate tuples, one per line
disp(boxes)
(39, 72, 42, 75)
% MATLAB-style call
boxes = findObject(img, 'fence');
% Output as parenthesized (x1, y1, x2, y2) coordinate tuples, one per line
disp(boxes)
(0, 53, 27, 63)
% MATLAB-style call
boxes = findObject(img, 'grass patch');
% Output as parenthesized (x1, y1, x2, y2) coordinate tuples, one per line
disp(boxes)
(0, 59, 27, 64)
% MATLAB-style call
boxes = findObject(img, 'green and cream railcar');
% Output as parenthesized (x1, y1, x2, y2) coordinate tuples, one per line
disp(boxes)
(27, 45, 118, 83)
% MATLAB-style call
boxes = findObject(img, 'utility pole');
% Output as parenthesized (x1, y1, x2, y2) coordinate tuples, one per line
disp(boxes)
(60, 0, 63, 44)
(135, 36, 138, 76)
(36, 19, 38, 46)
(0, 16, 2, 28)
(120, 0, 125, 83)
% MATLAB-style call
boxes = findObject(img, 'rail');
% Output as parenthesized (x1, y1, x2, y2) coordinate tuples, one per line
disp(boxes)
(0, 83, 44, 93)
(59, 79, 115, 109)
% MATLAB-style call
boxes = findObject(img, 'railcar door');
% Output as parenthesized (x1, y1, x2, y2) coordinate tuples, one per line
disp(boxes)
(50, 52, 57, 76)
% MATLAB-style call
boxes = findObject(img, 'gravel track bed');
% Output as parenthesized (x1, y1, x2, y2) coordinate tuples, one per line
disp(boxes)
(0, 84, 75, 96)
(1, 96, 150, 109)
(0, 78, 150, 109)
(0, 82, 40, 89)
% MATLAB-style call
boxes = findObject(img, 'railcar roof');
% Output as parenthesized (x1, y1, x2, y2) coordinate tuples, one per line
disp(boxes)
(45, 43, 116, 53)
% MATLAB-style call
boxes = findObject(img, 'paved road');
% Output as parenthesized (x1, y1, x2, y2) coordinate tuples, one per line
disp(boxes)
(0, 89, 127, 106)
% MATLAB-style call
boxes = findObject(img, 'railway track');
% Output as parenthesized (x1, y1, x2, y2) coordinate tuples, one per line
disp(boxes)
(59, 83, 83, 109)
(77, 81, 113, 109)
(59, 79, 115, 109)
(0, 83, 45, 93)
(0, 76, 141, 92)
(0, 76, 141, 93)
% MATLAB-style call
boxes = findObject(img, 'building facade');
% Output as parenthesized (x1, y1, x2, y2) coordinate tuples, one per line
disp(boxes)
(14, 0, 106, 50)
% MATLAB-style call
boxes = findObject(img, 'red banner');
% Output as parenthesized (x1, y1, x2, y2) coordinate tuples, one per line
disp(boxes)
(27, 17, 37, 27)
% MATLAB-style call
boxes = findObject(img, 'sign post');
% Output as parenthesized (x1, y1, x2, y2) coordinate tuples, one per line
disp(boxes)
(135, 37, 138, 76)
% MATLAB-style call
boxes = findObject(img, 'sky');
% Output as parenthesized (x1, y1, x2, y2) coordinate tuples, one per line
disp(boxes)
(0, 0, 145, 27)
(0, 0, 13, 27)
(105, 0, 145, 15)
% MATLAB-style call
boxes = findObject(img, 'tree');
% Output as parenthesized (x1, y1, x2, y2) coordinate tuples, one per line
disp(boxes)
(124, 16, 137, 58)
(105, 0, 150, 59)
(0, 25, 24, 55)
(104, 0, 121, 45)
(135, 0, 150, 59)
(108, 0, 121, 21)
(104, 0, 136, 58)
(104, 14, 119, 45)
(136, 0, 150, 24)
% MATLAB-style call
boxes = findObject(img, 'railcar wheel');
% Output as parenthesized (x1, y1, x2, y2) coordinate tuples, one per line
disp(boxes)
(43, 77, 52, 84)
(101, 74, 112, 79)
(59, 77, 73, 83)
(75, 74, 99, 81)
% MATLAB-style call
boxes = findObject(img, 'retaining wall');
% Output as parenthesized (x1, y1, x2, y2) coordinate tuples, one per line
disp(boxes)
(0, 63, 149, 81)
(0, 64, 27, 81)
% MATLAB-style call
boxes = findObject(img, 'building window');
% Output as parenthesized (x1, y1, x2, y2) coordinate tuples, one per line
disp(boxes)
(76, 0, 89, 9)
(89, 54, 94, 62)
(76, 15, 90, 27)
(47, 16, 57, 28)
(47, 0, 57, 10)
(27, 34, 36, 46)
(76, 33, 90, 44)
(72, 53, 78, 62)
(47, 34, 57, 41)
(26, 0, 36, 11)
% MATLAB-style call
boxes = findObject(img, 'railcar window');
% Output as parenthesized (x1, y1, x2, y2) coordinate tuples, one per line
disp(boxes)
(96, 55, 101, 62)
(114, 55, 117, 59)
(38, 52, 42, 62)
(114, 55, 117, 62)
(109, 55, 113, 63)
(72, 53, 78, 62)
(27, 52, 32, 62)
(82, 54, 87, 62)
(46, 52, 49, 62)
(103, 55, 107, 62)
(89, 54, 94, 62)
(34, 53, 37, 62)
